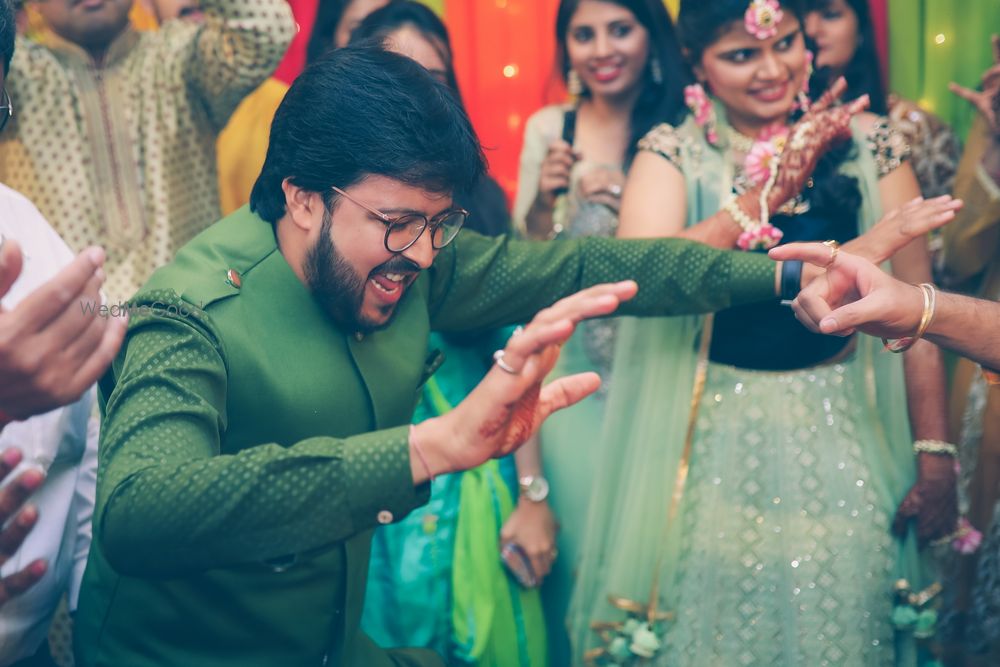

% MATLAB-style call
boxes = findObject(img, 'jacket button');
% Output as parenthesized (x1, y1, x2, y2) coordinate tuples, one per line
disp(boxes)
(377, 510, 393, 524)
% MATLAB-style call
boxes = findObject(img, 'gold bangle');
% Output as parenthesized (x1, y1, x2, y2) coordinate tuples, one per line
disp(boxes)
(883, 283, 936, 353)
(913, 439, 958, 457)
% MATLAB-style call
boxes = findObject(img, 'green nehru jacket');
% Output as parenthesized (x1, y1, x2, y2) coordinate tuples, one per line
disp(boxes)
(74, 206, 776, 667)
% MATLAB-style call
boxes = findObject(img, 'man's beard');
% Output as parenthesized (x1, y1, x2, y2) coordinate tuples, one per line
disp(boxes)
(304, 211, 419, 334)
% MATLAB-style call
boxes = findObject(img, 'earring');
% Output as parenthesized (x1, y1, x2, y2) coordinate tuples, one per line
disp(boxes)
(684, 83, 718, 145)
(794, 49, 815, 113)
(650, 57, 663, 85)
(567, 69, 584, 97)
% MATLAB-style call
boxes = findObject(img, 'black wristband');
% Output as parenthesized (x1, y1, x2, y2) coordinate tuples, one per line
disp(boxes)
(780, 260, 803, 305)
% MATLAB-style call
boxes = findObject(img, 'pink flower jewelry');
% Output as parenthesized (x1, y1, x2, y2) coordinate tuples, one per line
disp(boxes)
(952, 517, 983, 555)
(744, 125, 789, 186)
(737, 223, 783, 251)
(744, 0, 784, 40)
(684, 83, 718, 145)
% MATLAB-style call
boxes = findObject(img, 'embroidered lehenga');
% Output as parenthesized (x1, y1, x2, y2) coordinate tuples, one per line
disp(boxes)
(567, 108, 932, 666)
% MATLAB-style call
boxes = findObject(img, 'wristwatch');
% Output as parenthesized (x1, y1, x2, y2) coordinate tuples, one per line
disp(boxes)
(518, 475, 550, 502)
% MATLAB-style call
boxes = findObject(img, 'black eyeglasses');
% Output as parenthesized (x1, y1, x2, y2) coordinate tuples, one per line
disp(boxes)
(0, 88, 12, 134)
(331, 185, 468, 253)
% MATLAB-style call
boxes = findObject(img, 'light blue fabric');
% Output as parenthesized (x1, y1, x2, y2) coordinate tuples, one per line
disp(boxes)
(568, 111, 933, 666)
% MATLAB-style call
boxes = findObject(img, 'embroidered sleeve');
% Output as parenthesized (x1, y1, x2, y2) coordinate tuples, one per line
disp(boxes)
(866, 118, 913, 178)
(638, 123, 684, 169)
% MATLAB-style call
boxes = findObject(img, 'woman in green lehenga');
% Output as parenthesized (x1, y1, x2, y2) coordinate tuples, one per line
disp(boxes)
(569, 1, 959, 665)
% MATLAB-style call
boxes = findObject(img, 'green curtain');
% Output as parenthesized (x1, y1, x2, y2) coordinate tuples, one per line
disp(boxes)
(889, 0, 1000, 141)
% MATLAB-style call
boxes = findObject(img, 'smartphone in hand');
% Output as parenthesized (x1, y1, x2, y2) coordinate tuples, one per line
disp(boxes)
(500, 542, 538, 588)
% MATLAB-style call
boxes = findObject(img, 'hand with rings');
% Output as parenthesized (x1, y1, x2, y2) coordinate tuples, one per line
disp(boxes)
(822, 240, 840, 268)
(418, 281, 638, 477)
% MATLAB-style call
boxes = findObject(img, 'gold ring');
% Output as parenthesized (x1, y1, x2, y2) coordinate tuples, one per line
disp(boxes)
(822, 240, 840, 268)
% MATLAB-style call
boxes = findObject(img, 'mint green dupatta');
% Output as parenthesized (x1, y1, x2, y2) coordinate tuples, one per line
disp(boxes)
(566, 111, 929, 665)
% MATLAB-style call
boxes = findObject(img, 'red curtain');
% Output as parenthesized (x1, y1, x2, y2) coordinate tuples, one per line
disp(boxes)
(869, 0, 889, 92)
(446, 0, 563, 201)
(274, 0, 320, 86)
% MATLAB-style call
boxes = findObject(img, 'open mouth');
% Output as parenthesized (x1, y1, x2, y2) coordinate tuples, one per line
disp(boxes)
(368, 272, 415, 304)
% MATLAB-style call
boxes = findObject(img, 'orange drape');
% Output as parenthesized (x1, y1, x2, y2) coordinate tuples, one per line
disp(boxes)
(445, 0, 564, 201)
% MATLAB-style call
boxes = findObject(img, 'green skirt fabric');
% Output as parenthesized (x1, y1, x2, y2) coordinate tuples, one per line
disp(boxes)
(660, 358, 907, 665)
(569, 317, 931, 667)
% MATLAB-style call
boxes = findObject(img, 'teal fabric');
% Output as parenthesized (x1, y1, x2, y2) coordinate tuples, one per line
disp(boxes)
(568, 111, 932, 666)
(362, 331, 546, 666)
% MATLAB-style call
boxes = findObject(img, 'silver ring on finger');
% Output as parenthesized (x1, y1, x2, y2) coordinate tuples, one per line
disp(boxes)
(493, 349, 519, 375)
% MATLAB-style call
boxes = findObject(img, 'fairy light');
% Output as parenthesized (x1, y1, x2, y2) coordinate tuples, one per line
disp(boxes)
(935, 33, 946, 45)
(503, 64, 518, 78)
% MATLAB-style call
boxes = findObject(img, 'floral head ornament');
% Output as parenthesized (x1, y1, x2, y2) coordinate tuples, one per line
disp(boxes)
(745, 0, 784, 40)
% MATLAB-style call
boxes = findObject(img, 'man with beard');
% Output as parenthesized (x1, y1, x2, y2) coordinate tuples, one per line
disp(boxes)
(73, 47, 943, 667)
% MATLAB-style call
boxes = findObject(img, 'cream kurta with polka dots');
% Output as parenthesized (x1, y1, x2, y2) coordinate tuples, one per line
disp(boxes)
(0, 0, 295, 302)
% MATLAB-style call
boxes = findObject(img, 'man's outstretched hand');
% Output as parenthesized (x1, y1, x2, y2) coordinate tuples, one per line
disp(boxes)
(412, 281, 638, 480)
(770, 242, 924, 338)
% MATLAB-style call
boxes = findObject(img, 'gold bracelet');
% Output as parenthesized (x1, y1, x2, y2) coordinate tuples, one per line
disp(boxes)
(913, 439, 958, 457)
(883, 283, 936, 353)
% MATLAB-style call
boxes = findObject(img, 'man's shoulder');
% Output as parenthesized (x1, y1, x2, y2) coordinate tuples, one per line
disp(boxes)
(137, 206, 275, 311)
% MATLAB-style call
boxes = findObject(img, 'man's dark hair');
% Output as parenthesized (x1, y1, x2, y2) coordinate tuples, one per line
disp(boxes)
(250, 46, 486, 223)
(0, 0, 15, 74)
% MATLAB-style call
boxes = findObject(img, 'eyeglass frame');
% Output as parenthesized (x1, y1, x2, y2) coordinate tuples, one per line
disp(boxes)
(0, 88, 12, 134)
(330, 185, 468, 254)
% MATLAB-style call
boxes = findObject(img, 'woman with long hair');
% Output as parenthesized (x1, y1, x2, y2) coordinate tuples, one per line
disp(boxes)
(805, 0, 960, 198)
(569, 1, 959, 664)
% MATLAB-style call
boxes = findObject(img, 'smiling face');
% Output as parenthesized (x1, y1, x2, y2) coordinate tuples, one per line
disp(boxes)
(303, 175, 452, 333)
(695, 10, 806, 136)
(804, 0, 859, 78)
(565, 0, 651, 102)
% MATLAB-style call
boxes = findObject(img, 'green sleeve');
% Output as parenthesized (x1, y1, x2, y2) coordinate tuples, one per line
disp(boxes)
(180, 0, 296, 129)
(95, 297, 428, 577)
(427, 232, 777, 332)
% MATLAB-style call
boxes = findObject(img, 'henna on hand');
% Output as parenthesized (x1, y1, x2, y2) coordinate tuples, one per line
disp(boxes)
(767, 82, 869, 211)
